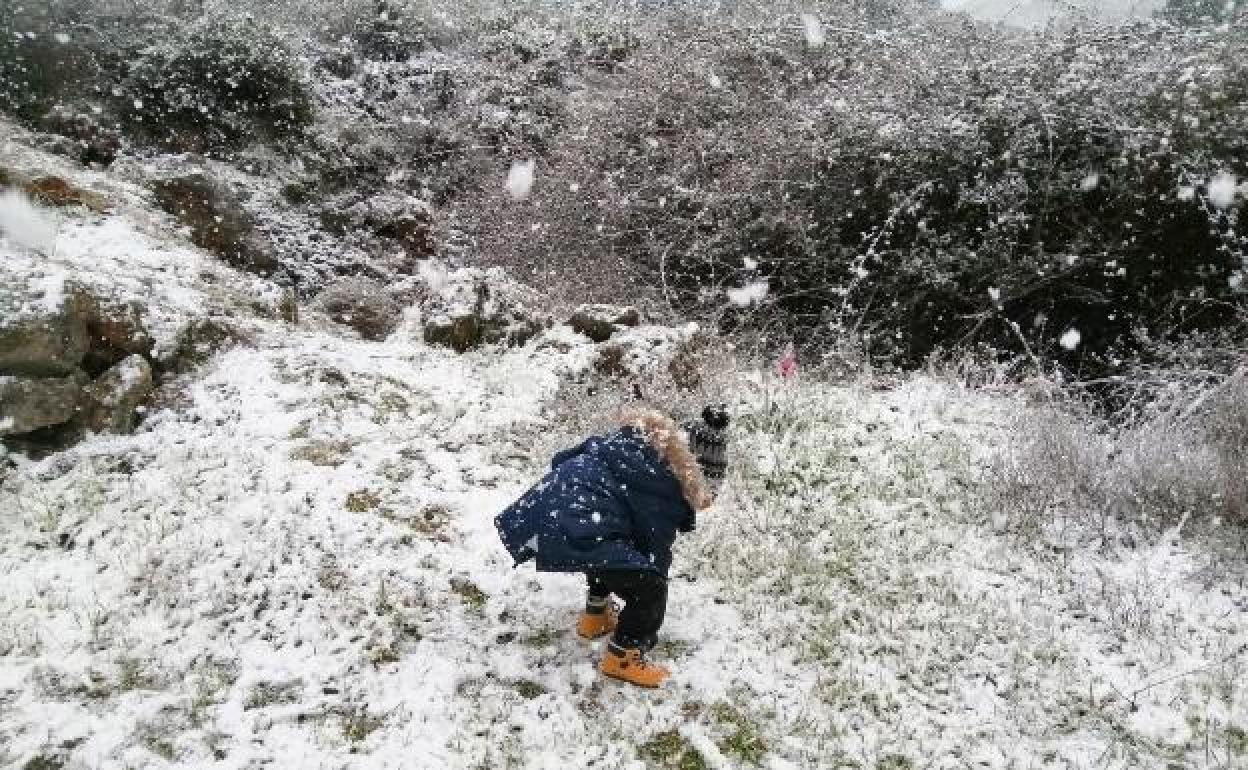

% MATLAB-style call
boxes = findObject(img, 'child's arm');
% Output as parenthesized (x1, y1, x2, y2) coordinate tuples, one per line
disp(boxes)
(551, 438, 594, 469)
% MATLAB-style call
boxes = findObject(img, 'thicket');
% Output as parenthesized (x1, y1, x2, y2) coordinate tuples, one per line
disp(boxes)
(469, 10, 1247, 380)
(0, 1, 314, 153)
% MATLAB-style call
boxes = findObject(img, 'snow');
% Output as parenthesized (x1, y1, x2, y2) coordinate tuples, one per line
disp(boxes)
(1081, 172, 1100, 191)
(799, 14, 825, 49)
(1208, 172, 1240, 209)
(725, 281, 769, 307)
(1060, 327, 1082, 350)
(506, 159, 537, 202)
(0, 73, 1245, 770)
(0, 191, 59, 254)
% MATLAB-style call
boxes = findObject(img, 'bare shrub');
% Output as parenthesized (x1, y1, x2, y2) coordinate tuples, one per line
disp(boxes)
(989, 365, 1248, 538)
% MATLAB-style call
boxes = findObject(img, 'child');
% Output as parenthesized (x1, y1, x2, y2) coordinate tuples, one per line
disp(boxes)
(495, 406, 730, 688)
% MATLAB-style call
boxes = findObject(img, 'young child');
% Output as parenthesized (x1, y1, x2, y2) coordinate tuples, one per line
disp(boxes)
(495, 405, 730, 688)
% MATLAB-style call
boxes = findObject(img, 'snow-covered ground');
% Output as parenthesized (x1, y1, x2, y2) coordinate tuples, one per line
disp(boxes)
(2, 153, 1245, 770)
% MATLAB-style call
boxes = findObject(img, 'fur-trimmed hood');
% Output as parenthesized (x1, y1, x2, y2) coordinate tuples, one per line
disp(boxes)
(618, 408, 713, 511)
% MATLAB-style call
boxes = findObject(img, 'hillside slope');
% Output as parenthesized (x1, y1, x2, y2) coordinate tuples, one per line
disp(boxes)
(1, 127, 1245, 770)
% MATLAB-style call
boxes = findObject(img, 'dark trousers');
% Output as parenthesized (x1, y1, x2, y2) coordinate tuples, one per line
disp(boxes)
(586, 570, 668, 651)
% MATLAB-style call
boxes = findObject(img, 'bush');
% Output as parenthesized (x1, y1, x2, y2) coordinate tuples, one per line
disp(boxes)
(989, 357, 1248, 535)
(121, 14, 314, 152)
(0, 1, 122, 123)
(470, 13, 1247, 378)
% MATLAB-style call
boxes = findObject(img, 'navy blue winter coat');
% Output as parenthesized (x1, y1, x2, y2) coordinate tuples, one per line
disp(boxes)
(495, 414, 707, 578)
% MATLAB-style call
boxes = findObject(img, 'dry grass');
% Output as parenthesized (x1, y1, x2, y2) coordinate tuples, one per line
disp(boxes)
(987, 370, 1248, 540)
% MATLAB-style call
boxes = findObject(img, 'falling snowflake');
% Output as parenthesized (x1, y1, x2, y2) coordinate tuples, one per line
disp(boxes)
(1081, 172, 1100, 191)
(505, 159, 536, 201)
(1059, 328, 1082, 351)
(1208, 172, 1239, 209)
(726, 281, 769, 307)
(987, 287, 1001, 304)
(801, 14, 826, 48)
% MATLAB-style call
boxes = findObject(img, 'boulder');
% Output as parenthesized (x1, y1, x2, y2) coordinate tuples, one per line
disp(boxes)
(0, 277, 96, 377)
(84, 355, 154, 435)
(83, 299, 155, 376)
(421, 267, 548, 353)
(316, 277, 400, 341)
(149, 171, 279, 276)
(0, 373, 87, 436)
(567, 304, 641, 343)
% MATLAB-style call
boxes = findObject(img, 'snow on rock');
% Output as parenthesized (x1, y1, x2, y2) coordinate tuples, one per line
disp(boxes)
(420, 266, 549, 353)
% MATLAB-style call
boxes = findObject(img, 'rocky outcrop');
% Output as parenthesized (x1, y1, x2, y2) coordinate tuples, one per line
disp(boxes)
(149, 170, 279, 276)
(0, 281, 96, 378)
(567, 304, 641, 343)
(421, 267, 548, 353)
(0, 276, 157, 442)
(316, 277, 401, 341)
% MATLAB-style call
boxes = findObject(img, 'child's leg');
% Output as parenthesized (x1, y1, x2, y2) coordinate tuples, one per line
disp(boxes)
(576, 572, 617, 640)
(585, 573, 610, 613)
(594, 570, 668, 651)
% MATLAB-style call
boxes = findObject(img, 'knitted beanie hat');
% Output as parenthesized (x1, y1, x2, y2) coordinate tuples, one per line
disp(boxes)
(685, 405, 730, 481)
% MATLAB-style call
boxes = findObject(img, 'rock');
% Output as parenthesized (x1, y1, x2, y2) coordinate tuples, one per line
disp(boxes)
(567, 304, 641, 343)
(39, 105, 123, 167)
(149, 171, 279, 276)
(421, 267, 548, 353)
(22, 176, 109, 213)
(161, 318, 247, 375)
(83, 299, 154, 376)
(317, 277, 400, 341)
(591, 325, 697, 380)
(0, 373, 87, 436)
(84, 355, 153, 435)
(0, 277, 96, 377)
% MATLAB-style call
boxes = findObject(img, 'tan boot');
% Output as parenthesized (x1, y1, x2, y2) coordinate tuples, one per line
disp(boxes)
(575, 605, 618, 640)
(600, 642, 670, 688)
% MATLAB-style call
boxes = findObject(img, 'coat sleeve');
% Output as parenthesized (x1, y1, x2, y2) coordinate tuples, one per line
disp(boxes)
(551, 438, 594, 470)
